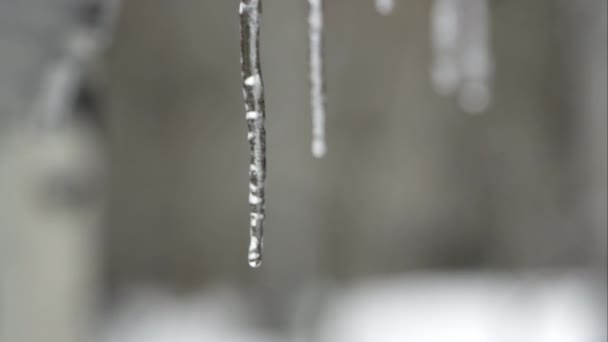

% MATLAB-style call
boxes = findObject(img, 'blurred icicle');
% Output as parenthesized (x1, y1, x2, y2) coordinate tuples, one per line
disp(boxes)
(375, 0, 396, 16)
(457, 0, 492, 114)
(239, 0, 267, 268)
(308, 0, 327, 158)
(430, 0, 493, 114)
(430, 0, 462, 96)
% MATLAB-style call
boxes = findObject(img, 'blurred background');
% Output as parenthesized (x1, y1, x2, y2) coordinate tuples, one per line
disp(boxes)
(0, 0, 606, 341)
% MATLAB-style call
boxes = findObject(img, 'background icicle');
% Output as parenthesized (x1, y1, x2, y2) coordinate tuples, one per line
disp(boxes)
(239, 0, 267, 268)
(457, 0, 492, 114)
(308, 0, 327, 158)
(430, 0, 462, 96)
(430, 0, 493, 113)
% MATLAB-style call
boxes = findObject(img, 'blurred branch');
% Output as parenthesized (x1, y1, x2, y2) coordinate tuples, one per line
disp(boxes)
(0, 1, 120, 342)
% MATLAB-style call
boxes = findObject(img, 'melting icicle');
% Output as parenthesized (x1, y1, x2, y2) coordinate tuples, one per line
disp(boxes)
(374, 0, 396, 16)
(430, 0, 493, 113)
(240, 0, 267, 268)
(308, 0, 327, 158)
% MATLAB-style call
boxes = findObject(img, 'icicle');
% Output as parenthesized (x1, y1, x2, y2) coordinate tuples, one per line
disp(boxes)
(457, 0, 492, 114)
(240, 0, 267, 268)
(374, 0, 396, 16)
(430, 0, 493, 114)
(307, 0, 327, 158)
(430, 0, 462, 96)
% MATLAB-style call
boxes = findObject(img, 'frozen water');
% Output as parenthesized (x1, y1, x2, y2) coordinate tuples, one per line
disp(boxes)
(240, 0, 267, 268)
(430, 0, 462, 96)
(308, 0, 327, 158)
(430, 0, 493, 113)
(457, 0, 492, 113)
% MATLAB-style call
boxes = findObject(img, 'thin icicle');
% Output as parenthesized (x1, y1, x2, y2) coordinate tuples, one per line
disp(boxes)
(457, 0, 492, 114)
(240, 0, 267, 268)
(430, 0, 462, 96)
(308, 0, 327, 158)
(374, 0, 396, 16)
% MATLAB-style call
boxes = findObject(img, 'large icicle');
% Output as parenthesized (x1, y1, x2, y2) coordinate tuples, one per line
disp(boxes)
(308, 0, 327, 158)
(240, 0, 267, 268)
(374, 0, 396, 16)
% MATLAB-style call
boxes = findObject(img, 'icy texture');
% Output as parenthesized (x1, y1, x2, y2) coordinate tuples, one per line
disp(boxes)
(240, 0, 266, 268)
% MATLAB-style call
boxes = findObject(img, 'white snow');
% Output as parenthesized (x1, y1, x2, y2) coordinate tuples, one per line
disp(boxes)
(100, 272, 603, 342)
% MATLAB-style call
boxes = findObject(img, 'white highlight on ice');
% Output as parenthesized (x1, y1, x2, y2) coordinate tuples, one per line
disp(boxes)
(249, 193, 262, 205)
(308, 0, 327, 158)
(250, 212, 264, 226)
(430, 0, 462, 96)
(246, 111, 259, 120)
(244, 74, 260, 87)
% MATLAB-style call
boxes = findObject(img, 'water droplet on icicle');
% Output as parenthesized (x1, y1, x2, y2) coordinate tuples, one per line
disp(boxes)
(240, 0, 267, 268)
(374, 0, 396, 16)
(308, 0, 327, 158)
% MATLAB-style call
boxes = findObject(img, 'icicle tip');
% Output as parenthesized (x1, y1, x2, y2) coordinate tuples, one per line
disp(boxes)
(248, 236, 262, 268)
(312, 139, 327, 158)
